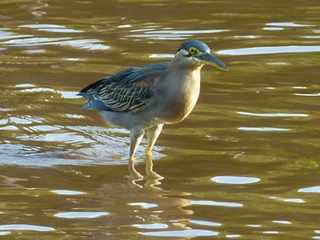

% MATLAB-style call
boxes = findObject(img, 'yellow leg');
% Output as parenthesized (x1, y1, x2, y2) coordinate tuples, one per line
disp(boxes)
(128, 128, 144, 179)
(145, 124, 164, 179)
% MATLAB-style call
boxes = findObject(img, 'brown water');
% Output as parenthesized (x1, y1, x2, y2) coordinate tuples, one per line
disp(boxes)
(0, 0, 320, 239)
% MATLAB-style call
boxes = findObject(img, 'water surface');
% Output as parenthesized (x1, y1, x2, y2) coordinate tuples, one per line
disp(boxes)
(0, 0, 320, 239)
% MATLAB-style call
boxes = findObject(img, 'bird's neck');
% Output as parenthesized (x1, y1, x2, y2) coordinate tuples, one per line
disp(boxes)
(167, 63, 203, 86)
(170, 56, 204, 71)
(158, 60, 203, 96)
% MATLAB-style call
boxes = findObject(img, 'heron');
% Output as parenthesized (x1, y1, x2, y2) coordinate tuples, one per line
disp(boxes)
(79, 40, 226, 179)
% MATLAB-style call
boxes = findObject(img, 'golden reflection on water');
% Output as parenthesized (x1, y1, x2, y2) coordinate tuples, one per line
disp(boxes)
(0, 0, 320, 239)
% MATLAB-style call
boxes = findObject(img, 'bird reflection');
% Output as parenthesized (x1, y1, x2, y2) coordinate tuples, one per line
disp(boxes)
(128, 170, 163, 191)
(95, 173, 194, 236)
(128, 177, 163, 191)
(126, 176, 193, 216)
(144, 178, 163, 191)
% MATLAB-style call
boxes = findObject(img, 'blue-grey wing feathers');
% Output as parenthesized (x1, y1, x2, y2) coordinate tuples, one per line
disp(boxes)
(79, 63, 168, 113)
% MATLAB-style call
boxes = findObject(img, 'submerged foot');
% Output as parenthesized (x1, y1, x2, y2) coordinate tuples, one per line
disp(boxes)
(128, 168, 144, 180)
(146, 170, 164, 180)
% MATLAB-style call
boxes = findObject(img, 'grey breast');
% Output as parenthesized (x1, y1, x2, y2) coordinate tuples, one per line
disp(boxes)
(155, 65, 202, 124)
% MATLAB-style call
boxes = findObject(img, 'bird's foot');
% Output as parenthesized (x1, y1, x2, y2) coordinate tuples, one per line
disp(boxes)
(146, 170, 164, 180)
(128, 168, 144, 180)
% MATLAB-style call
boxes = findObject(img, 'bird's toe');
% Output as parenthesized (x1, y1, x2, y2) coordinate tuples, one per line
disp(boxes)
(146, 170, 164, 180)
(127, 169, 144, 180)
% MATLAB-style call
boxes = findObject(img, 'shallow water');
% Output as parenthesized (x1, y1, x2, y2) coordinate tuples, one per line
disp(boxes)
(0, 0, 320, 239)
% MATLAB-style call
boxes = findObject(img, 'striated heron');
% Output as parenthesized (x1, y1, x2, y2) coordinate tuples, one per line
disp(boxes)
(79, 40, 226, 179)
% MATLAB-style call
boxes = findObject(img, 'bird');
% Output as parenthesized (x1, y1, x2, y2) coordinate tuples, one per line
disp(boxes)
(79, 40, 226, 179)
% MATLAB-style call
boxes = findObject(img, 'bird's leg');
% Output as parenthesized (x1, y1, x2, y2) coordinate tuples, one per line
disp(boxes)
(145, 124, 164, 179)
(129, 128, 144, 179)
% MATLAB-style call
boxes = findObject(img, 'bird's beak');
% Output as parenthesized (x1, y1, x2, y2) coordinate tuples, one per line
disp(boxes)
(197, 53, 227, 71)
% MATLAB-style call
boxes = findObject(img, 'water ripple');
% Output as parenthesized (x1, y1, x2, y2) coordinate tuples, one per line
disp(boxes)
(149, 54, 174, 59)
(139, 229, 219, 238)
(3, 36, 71, 46)
(211, 176, 260, 185)
(238, 127, 291, 132)
(272, 220, 292, 225)
(0, 224, 55, 232)
(128, 202, 158, 209)
(0, 28, 32, 41)
(237, 112, 309, 118)
(1, 35, 109, 51)
(58, 39, 110, 50)
(4, 115, 45, 125)
(15, 83, 35, 88)
(50, 189, 87, 196)
(190, 220, 222, 227)
(19, 87, 56, 93)
(301, 36, 320, 39)
(292, 86, 307, 89)
(298, 186, 320, 193)
(20, 24, 83, 33)
(263, 27, 284, 31)
(59, 91, 82, 99)
(54, 211, 110, 219)
(132, 223, 168, 230)
(269, 196, 305, 203)
(17, 132, 94, 144)
(263, 231, 280, 235)
(29, 125, 61, 132)
(146, 29, 229, 34)
(226, 234, 241, 238)
(19, 87, 82, 99)
(0, 126, 19, 131)
(247, 224, 262, 228)
(265, 22, 314, 28)
(218, 45, 320, 56)
(294, 93, 320, 97)
(128, 29, 228, 40)
(191, 200, 243, 208)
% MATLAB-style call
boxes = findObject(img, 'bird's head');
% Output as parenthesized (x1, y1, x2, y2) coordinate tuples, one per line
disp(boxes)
(175, 40, 226, 70)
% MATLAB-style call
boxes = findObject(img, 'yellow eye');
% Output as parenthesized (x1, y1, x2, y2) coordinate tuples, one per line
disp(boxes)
(189, 47, 200, 56)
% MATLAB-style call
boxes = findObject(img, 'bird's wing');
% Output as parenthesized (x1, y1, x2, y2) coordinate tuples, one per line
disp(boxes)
(79, 63, 168, 113)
